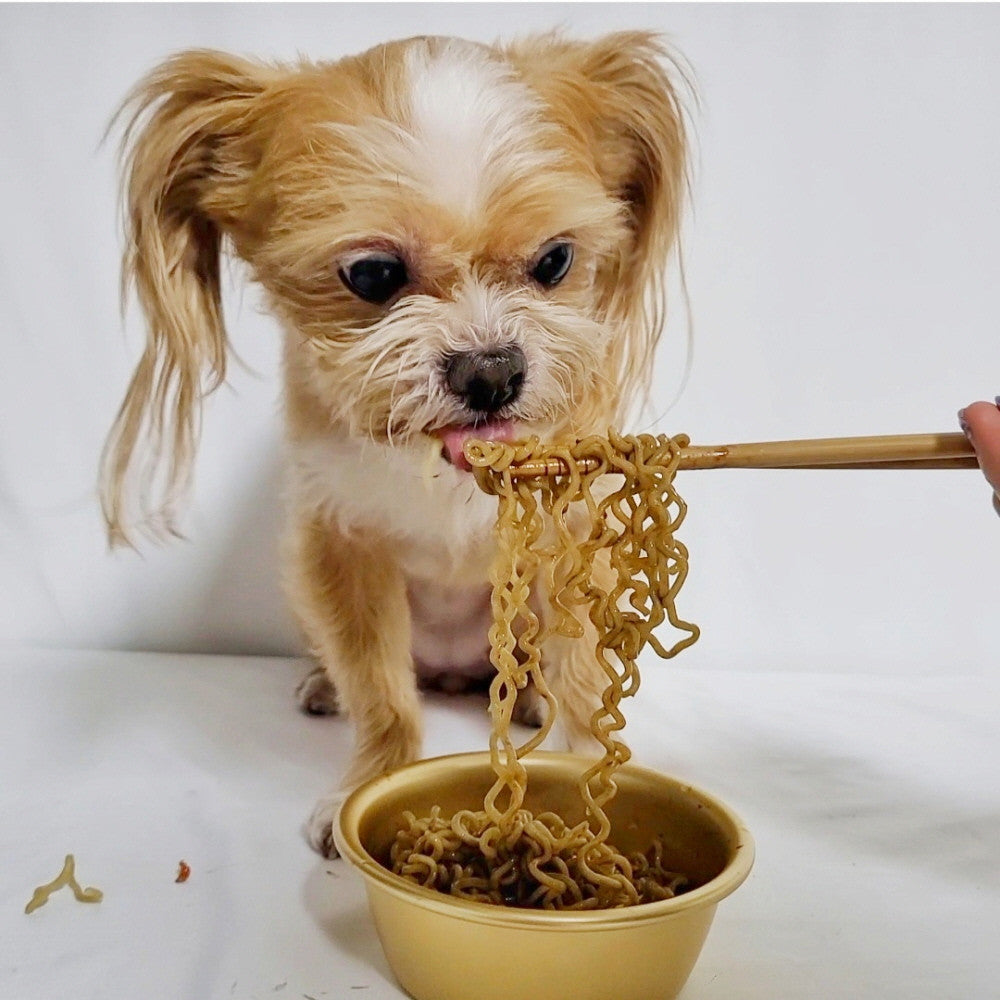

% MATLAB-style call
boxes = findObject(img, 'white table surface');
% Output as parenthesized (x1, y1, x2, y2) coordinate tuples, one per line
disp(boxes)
(3, 647, 998, 1000)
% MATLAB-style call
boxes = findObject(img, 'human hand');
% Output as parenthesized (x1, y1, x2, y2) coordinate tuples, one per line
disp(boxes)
(959, 397, 1000, 515)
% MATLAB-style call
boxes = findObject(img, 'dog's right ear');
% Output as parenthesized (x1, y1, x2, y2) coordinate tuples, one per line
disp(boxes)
(101, 50, 276, 547)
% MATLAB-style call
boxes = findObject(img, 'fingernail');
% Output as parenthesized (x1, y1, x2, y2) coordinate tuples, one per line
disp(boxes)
(994, 395, 1000, 408)
(958, 409, 971, 437)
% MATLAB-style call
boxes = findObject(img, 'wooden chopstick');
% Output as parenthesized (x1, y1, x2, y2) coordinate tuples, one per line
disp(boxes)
(505, 432, 978, 478)
(676, 432, 977, 470)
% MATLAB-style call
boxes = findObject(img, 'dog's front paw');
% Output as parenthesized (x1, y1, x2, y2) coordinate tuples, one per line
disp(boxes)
(306, 792, 346, 858)
(296, 666, 340, 716)
(512, 681, 547, 729)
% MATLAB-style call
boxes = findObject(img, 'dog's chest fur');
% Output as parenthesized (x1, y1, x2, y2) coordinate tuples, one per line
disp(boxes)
(292, 435, 500, 679)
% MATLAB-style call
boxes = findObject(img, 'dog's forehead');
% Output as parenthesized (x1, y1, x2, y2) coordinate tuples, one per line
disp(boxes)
(400, 38, 563, 220)
(274, 38, 623, 273)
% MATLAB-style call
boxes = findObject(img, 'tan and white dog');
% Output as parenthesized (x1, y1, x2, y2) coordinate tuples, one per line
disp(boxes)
(101, 32, 690, 855)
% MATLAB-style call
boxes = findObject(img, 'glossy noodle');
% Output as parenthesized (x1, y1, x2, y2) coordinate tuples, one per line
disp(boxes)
(390, 431, 700, 909)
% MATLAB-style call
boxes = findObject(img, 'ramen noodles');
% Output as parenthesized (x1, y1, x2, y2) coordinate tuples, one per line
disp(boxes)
(24, 854, 103, 914)
(390, 431, 699, 909)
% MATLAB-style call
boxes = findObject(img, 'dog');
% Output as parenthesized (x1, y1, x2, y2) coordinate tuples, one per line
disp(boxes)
(101, 31, 690, 856)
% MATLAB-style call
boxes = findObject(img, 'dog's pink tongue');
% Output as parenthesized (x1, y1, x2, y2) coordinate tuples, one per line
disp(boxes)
(438, 420, 517, 471)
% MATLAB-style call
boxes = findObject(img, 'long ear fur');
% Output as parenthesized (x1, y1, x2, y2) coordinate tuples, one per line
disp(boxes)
(101, 50, 274, 546)
(505, 32, 694, 419)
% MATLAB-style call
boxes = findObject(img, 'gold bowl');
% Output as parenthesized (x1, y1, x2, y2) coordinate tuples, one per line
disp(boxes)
(334, 751, 754, 1000)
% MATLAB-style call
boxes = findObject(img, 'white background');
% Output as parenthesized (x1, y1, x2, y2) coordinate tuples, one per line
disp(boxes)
(3, 9, 999, 1000)
(2, 2, 998, 670)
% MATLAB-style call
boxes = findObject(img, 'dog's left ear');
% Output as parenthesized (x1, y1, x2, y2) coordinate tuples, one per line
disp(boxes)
(506, 32, 691, 405)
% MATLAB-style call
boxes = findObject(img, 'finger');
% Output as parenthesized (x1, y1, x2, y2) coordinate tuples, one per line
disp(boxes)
(959, 398, 1000, 494)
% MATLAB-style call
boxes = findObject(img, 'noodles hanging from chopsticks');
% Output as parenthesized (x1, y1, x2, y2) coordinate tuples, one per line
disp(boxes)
(390, 431, 699, 909)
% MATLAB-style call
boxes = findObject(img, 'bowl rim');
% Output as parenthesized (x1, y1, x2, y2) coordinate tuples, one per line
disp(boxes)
(334, 750, 755, 930)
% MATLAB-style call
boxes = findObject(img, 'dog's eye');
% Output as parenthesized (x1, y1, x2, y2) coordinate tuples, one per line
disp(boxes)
(530, 241, 574, 287)
(339, 253, 408, 304)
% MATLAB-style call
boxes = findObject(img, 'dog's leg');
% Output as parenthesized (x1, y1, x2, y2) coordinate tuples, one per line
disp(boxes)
(287, 516, 422, 856)
(539, 550, 618, 757)
(511, 675, 548, 729)
(544, 628, 608, 757)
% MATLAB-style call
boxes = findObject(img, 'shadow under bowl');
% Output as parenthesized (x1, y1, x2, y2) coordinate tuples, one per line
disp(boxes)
(334, 751, 753, 1000)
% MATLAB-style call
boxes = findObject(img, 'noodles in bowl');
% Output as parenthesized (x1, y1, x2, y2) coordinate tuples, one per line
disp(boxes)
(390, 431, 701, 910)
(335, 752, 753, 1000)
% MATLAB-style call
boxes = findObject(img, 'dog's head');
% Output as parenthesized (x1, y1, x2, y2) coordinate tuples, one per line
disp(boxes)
(102, 33, 690, 543)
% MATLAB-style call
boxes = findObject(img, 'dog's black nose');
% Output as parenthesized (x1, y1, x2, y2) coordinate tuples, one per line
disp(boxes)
(444, 346, 526, 414)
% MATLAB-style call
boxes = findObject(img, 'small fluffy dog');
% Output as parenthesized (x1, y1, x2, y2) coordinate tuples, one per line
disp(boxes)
(101, 32, 689, 855)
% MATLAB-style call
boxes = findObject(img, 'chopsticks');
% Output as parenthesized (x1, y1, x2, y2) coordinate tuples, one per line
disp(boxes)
(677, 432, 978, 471)
(506, 432, 978, 478)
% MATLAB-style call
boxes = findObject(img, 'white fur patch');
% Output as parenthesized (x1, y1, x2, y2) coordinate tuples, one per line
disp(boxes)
(290, 434, 498, 583)
(404, 39, 558, 216)
(290, 434, 501, 675)
(408, 579, 494, 679)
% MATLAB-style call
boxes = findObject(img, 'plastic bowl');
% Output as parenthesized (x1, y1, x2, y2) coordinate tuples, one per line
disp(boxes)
(334, 751, 753, 1000)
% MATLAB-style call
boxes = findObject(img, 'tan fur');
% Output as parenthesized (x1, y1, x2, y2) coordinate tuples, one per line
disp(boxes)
(285, 516, 423, 785)
(102, 33, 691, 854)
